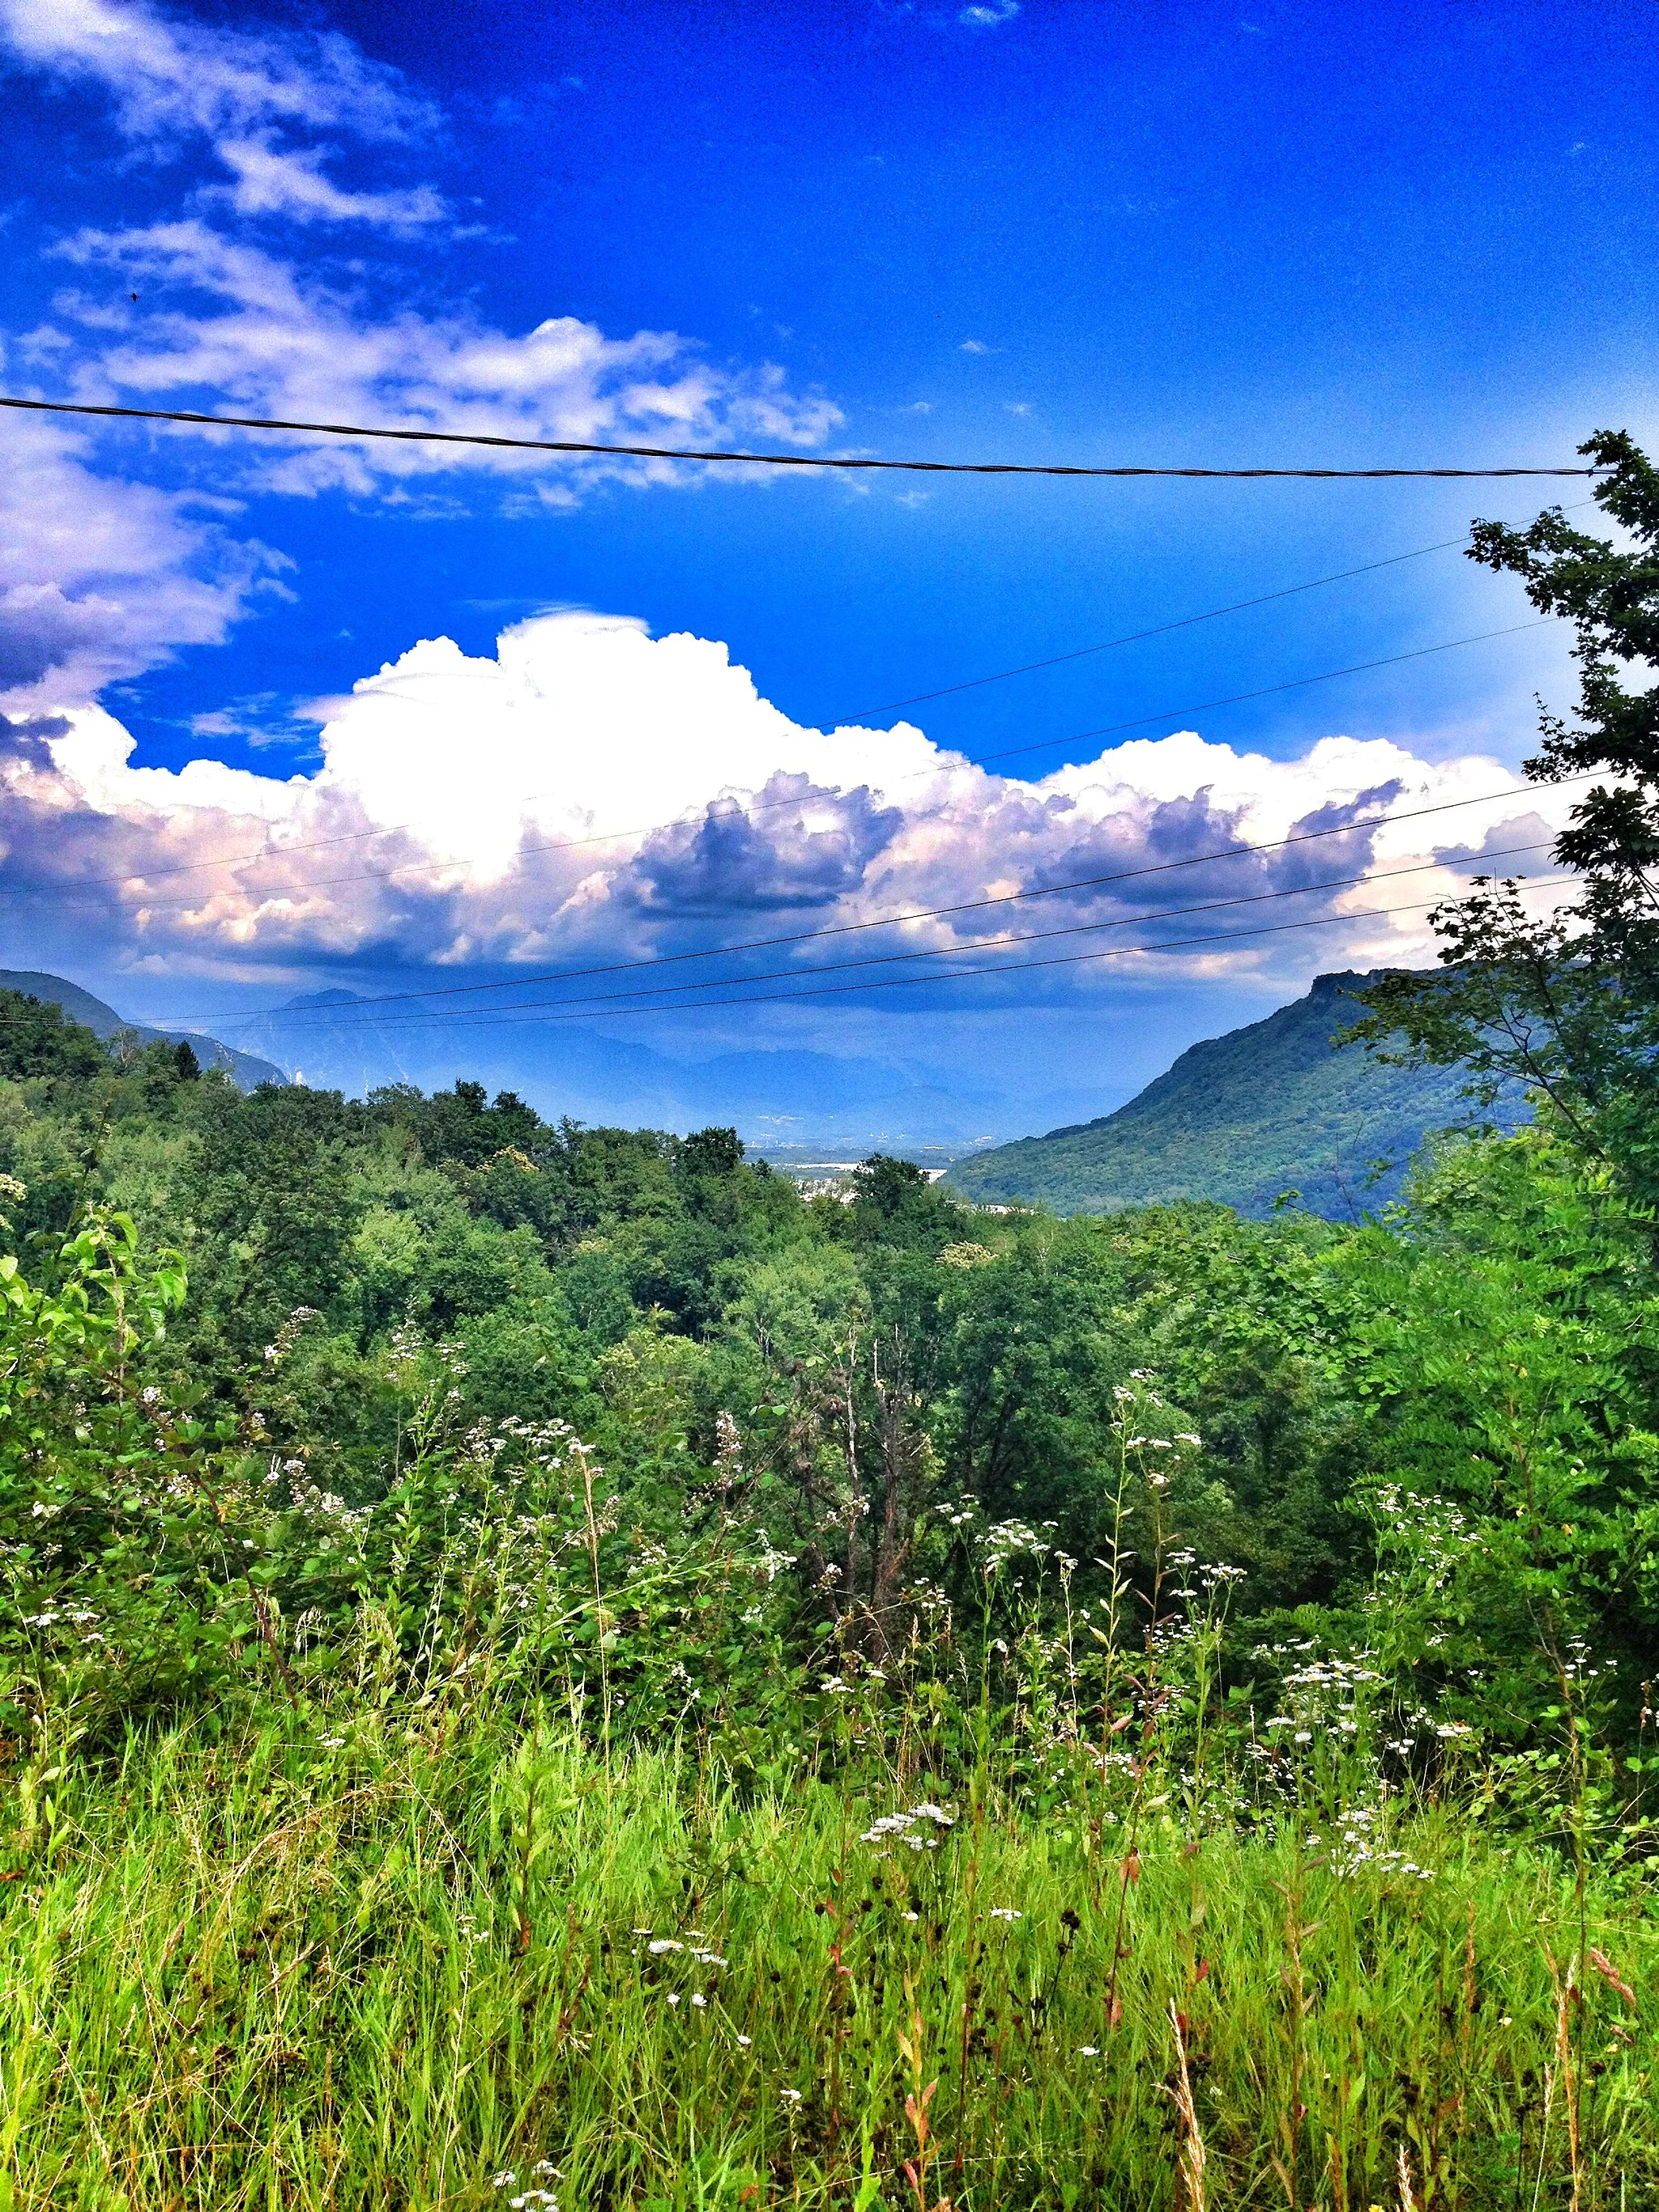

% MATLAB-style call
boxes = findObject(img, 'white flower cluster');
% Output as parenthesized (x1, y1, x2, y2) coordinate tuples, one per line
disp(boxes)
(22, 1605, 102, 1644)
(490, 2162, 560, 2209)
(642, 1936, 727, 1966)
(980, 1517, 1047, 1572)
(860, 1801, 956, 1851)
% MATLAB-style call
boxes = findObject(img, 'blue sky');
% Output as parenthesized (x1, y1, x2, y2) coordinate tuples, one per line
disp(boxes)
(0, 0, 1653, 1137)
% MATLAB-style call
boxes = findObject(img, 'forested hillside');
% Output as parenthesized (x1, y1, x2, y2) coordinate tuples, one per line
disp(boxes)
(949, 969, 1528, 1218)
(0, 967, 287, 1093)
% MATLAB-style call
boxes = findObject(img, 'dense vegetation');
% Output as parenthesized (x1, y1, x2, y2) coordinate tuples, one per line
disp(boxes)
(4, 441, 1659, 2207)
(946, 970, 1526, 1220)
(0, 965, 285, 1092)
(2, 984, 1655, 2207)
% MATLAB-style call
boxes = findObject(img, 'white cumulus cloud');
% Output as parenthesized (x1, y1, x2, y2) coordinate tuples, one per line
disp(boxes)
(0, 610, 1574, 1005)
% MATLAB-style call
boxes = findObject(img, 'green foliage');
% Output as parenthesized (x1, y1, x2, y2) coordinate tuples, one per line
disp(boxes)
(1353, 432, 1659, 1212)
(0, 989, 113, 1088)
(3, 987, 1659, 2200)
(4, 1694, 1654, 2210)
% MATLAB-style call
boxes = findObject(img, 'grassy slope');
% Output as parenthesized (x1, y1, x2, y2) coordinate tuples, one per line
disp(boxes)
(6, 1696, 1653, 2209)
(949, 971, 1525, 1220)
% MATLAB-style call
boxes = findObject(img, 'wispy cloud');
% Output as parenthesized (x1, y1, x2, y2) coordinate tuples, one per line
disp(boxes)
(0, 1, 845, 702)
(208, 140, 450, 233)
(47, 222, 842, 497)
(0, 0, 446, 228)
(0, 412, 292, 709)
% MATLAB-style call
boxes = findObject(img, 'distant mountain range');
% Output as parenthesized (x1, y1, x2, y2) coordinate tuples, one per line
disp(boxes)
(0, 971, 288, 1093)
(14, 964, 1512, 1209)
(946, 970, 1529, 1221)
(202, 988, 1122, 1156)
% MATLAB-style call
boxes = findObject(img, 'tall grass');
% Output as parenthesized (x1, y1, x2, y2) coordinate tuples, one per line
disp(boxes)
(3, 1678, 1653, 2210)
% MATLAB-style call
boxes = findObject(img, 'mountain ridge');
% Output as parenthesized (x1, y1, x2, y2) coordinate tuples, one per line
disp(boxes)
(946, 970, 1529, 1220)
(0, 971, 288, 1093)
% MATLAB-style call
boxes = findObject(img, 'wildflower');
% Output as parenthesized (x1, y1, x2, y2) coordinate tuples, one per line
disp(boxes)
(736, 2033, 753, 2046)
(989, 1907, 1021, 1922)
(690, 1993, 706, 2008)
(666, 1994, 681, 2007)
(903, 1911, 919, 1922)
(781, 2087, 803, 2104)
(492, 2177, 516, 2192)
(1078, 2046, 1100, 2056)
(647, 1939, 684, 1954)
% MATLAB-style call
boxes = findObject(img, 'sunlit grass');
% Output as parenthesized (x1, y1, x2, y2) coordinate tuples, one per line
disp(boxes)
(3, 1690, 1653, 2210)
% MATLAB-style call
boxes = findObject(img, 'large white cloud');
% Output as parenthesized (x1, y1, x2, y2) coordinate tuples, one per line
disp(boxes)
(0, 610, 1575, 1007)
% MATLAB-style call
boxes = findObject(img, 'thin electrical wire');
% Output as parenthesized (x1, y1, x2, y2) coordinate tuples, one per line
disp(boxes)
(157, 774, 1589, 1034)
(207, 842, 1556, 1037)
(275, 873, 1577, 1033)
(952, 620, 1550, 772)
(826, 492, 1598, 722)
(832, 536, 1476, 722)
(0, 394, 1602, 479)
(28, 613, 1555, 941)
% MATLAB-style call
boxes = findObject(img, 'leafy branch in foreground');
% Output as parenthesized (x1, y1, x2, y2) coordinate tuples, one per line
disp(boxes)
(1349, 429, 1659, 1206)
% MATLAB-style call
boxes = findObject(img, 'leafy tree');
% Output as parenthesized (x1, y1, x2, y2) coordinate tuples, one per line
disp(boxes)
(0, 989, 112, 1087)
(676, 1125, 745, 1180)
(1352, 430, 1659, 1206)
(175, 1081, 365, 1355)
(837, 1153, 966, 1251)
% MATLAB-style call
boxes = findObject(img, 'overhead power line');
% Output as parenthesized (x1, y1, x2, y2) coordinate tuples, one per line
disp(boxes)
(834, 535, 1473, 722)
(831, 495, 1597, 723)
(204, 843, 1557, 1038)
(961, 620, 1548, 772)
(0, 394, 1602, 479)
(264, 874, 1577, 1036)
(154, 774, 1585, 1034)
